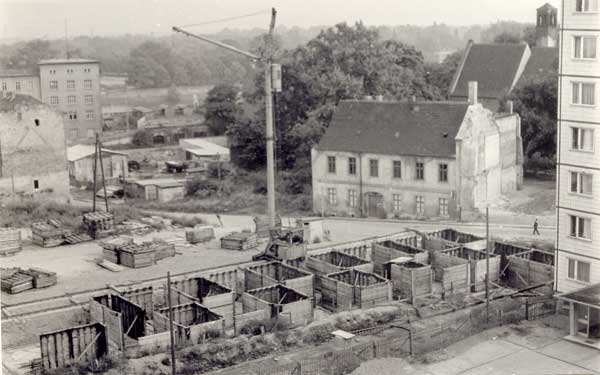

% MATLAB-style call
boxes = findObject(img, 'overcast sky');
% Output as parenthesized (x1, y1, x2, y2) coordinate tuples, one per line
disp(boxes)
(1, 0, 561, 41)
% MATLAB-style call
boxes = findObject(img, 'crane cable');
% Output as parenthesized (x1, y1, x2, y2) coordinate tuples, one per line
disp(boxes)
(176, 9, 271, 29)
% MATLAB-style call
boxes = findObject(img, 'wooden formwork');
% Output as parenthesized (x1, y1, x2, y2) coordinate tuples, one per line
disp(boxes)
(119, 244, 155, 268)
(493, 241, 532, 278)
(242, 284, 313, 326)
(244, 261, 314, 297)
(306, 250, 372, 278)
(92, 294, 146, 340)
(388, 261, 432, 302)
(439, 247, 500, 292)
(429, 250, 470, 293)
(170, 277, 235, 328)
(321, 269, 391, 312)
(506, 250, 554, 293)
(0, 228, 21, 256)
(428, 228, 484, 244)
(40, 322, 107, 371)
(372, 241, 429, 275)
(121, 286, 154, 318)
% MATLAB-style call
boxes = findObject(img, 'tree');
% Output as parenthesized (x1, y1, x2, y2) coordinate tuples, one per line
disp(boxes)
(425, 50, 463, 98)
(493, 32, 523, 44)
(227, 114, 265, 170)
(1, 40, 58, 71)
(126, 41, 173, 88)
(166, 84, 181, 105)
(205, 84, 240, 136)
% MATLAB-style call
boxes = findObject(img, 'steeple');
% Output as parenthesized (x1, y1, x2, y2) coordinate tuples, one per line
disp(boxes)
(535, 3, 558, 47)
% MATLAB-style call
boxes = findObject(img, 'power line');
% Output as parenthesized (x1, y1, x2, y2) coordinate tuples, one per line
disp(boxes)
(177, 9, 270, 29)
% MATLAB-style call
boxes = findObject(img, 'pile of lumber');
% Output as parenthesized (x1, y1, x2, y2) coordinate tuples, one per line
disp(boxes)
(221, 232, 258, 251)
(83, 212, 115, 239)
(31, 220, 70, 247)
(254, 215, 282, 239)
(120, 244, 155, 268)
(145, 238, 176, 260)
(100, 236, 134, 264)
(0, 228, 21, 256)
(185, 225, 215, 244)
(1, 267, 57, 294)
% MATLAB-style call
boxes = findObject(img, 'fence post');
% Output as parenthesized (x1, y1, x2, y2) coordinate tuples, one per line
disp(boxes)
(525, 299, 529, 321)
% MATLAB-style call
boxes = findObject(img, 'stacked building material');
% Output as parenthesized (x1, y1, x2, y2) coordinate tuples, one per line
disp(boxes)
(0, 228, 22, 256)
(83, 212, 115, 239)
(119, 244, 155, 268)
(20, 267, 58, 288)
(31, 221, 69, 247)
(1, 268, 34, 294)
(221, 232, 258, 251)
(185, 225, 215, 244)
(146, 238, 176, 260)
(100, 236, 134, 264)
(253, 215, 282, 239)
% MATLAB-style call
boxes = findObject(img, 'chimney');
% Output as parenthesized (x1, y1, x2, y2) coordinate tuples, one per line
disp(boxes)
(468, 81, 478, 105)
(507, 100, 514, 114)
(375, 95, 384, 102)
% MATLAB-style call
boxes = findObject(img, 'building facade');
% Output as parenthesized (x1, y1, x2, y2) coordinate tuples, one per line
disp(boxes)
(0, 69, 41, 99)
(38, 59, 102, 142)
(0, 93, 70, 200)
(312, 83, 523, 220)
(555, 0, 600, 293)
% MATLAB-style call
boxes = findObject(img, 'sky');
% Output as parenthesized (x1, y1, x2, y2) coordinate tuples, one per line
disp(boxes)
(1, 0, 561, 41)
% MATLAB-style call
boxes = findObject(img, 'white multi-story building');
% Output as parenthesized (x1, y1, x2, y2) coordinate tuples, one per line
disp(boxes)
(555, 0, 600, 345)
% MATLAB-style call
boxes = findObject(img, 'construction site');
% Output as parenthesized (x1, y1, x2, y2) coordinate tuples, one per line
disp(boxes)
(1, 212, 560, 374)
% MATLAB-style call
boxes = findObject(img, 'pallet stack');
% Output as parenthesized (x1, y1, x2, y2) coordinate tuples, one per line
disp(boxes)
(100, 236, 134, 264)
(0, 228, 22, 256)
(21, 267, 58, 288)
(1, 268, 34, 294)
(120, 244, 155, 268)
(221, 232, 258, 251)
(31, 221, 69, 247)
(253, 215, 282, 239)
(83, 212, 115, 239)
(146, 238, 176, 260)
(185, 225, 215, 244)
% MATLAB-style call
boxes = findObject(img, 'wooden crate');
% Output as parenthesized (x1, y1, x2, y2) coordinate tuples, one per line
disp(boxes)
(1, 269, 34, 294)
(21, 267, 57, 288)
(31, 222, 68, 248)
(221, 232, 258, 251)
(120, 244, 155, 268)
(146, 239, 176, 260)
(83, 212, 115, 239)
(185, 226, 214, 244)
(0, 228, 21, 256)
(253, 215, 282, 239)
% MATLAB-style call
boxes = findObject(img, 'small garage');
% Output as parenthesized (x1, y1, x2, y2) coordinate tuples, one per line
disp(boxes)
(127, 178, 185, 202)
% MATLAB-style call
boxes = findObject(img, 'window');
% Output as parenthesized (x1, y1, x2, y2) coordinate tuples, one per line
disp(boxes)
(576, 0, 598, 12)
(571, 171, 593, 195)
(153, 134, 165, 144)
(369, 159, 378, 177)
(348, 157, 356, 175)
(87, 129, 95, 138)
(415, 195, 425, 215)
(49, 96, 59, 105)
(85, 110, 94, 120)
(439, 198, 449, 216)
(1, 82, 6, 90)
(327, 188, 337, 205)
(33, 180, 39, 190)
(84, 95, 93, 105)
(392, 194, 402, 212)
(348, 189, 357, 207)
(49, 69, 56, 75)
(84, 79, 92, 89)
(66, 68, 74, 74)
(393, 161, 402, 179)
(568, 259, 591, 282)
(572, 82, 595, 105)
(569, 215, 591, 239)
(69, 129, 78, 139)
(66, 80, 75, 90)
(67, 95, 76, 105)
(572, 127, 594, 151)
(416, 162, 425, 180)
(15, 81, 21, 91)
(49, 80, 58, 90)
(574, 36, 597, 59)
(327, 156, 336, 174)
(34, 119, 40, 126)
(67, 110, 77, 120)
(439, 164, 448, 182)
(27, 80, 33, 90)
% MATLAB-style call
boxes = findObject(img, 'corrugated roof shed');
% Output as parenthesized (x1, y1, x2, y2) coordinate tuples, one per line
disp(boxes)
(451, 43, 528, 99)
(67, 144, 126, 162)
(315, 100, 469, 158)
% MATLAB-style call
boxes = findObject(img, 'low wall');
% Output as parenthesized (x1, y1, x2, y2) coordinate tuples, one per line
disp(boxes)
(40, 322, 107, 371)
(507, 251, 554, 293)
(281, 298, 313, 326)
(233, 309, 270, 334)
(121, 286, 154, 318)
(90, 300, 124, 350)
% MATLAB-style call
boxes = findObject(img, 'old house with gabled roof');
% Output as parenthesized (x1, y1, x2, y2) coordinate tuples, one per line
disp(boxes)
(311, 82, 523, 220)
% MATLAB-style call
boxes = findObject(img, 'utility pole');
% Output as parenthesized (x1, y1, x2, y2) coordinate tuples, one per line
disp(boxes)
(166, 272, 177, 375)
(485, 206, 490, 324)
(172, 8, 278, 227)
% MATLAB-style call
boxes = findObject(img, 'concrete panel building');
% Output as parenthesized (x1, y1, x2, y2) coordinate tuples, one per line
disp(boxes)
(312, 84, 523, 220)
(0, 93, 69, 200)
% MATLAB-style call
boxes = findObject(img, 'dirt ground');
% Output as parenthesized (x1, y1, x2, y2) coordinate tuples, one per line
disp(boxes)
(351, 319, 600, 375)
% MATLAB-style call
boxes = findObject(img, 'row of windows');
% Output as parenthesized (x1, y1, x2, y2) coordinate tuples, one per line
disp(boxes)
(325, 188, 449, 216)
(65, 110, 95, 120)
(327, 156, 448, 182)
(48, 79, 93, 90)
(576, 0, 598, 12)
(49, 95, 94, 105)
(1, 80, 34, 92)
(69, 128, 96, 139)
(49, 67, 94, 75)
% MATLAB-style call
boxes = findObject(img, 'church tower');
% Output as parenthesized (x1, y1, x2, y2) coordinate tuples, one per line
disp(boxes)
(535, 3, 558, 47)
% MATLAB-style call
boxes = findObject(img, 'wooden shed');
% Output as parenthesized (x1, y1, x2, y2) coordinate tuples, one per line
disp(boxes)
(67, 144, 127, 183)
(127, 178, 185, 202)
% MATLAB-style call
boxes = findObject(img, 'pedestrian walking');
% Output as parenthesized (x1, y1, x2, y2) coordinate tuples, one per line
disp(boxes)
(533, 218, 540, 235)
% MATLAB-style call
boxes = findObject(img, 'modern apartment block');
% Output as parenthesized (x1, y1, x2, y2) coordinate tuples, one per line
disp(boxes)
(0, 58, 102, 143)
(38, 59, 102, 142)
(555, 0, 600, 345)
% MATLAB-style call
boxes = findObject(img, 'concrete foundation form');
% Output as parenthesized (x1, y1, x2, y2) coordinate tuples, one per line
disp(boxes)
(439, 247, 500, 291)
(321, 269, 391, 312)
(506, 250, 554, 293)
(372, 241, 429, 275)
(242, 284, 313, 326)
(388, 261, 433, 302)
(244, 261, 314, 297)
